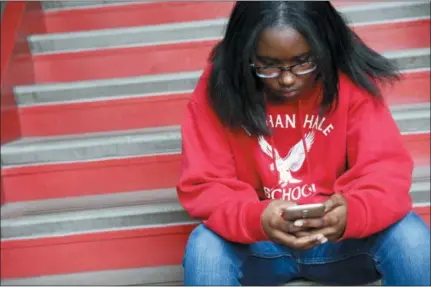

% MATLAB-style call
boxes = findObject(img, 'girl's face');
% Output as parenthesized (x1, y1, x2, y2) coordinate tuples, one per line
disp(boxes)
(255, 26, 317, 102)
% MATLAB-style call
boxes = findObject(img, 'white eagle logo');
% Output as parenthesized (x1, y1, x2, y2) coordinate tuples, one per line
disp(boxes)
(258, 131, 316, 187)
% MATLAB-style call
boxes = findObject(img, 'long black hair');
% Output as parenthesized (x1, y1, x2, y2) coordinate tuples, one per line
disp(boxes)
(208, 1, 400, 136)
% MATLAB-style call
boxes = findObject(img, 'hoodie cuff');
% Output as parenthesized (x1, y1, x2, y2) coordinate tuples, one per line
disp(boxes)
(244, 200, 272, 242)
(340, 194, 366, 240)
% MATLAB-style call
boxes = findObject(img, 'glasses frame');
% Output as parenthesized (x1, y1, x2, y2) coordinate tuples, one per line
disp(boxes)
(250, 61, 317, 78)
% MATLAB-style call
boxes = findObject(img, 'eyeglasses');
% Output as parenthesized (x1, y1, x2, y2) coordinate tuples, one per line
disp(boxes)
(250, 61, 317, 78)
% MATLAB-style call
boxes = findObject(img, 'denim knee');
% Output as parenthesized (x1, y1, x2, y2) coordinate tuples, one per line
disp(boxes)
(377, 211, 430, 252)
(184, 224, 223, 265)
(183, 224, 246, 267)
(182, 224, 249, 285)
(373, 211, 430, 285)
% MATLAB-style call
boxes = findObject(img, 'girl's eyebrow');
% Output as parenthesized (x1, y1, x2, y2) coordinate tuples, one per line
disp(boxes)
(256, 52, 311, 63)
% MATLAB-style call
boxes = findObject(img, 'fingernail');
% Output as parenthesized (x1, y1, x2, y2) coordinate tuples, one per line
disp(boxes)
(320, 237, 328, 244)
(315, 234, 324, 240)
(294, 220, 303, 227)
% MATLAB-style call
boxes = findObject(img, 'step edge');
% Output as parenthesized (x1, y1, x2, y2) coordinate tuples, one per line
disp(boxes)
(0, 150, 181, 170)
(30, 2, 429, 41)
(1, 130, 429, 170)
(32, 36, 222, 57)
(1, 200, 187, 227)
(15, 67, 431, 108)
(1, 167, 429, 240)
(2, 102, 428, 150)
(2, 166, 429, 221)
(0, 187, 177, 219)
(30, 15, 431, 56)
(29, 18, 228, 41)
(14, 71, 203, 93)
(2, 200, 429, 242)
(0, 264, 183, 286)
(30, 16, 431, 56)
(14, 48, 431, 93)
(42, 1, 142, 13)
(1, 125, 181, 150)
(1, 220, 198, 242)
(4, 179, 427, 226)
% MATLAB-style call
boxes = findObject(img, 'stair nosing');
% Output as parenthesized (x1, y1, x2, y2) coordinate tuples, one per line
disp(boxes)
(18, 89, 195, 108)
(30, 13, 430, 44)
(31, 2, 429, 40)
(0, 188, 177, 219)
(30, 16, 430, 56)
(32, 36, 222, 57)
(1, 103, 429, 168)
(1, 125, 181, 149)
(1, 180, 428, 241)
(14, 70, 203, 93)
(0, 264, 183, 286)
(28, 2, 430, 55)
(2, 166, 429, 221)
(3, 103, 429, 145)
(1, 201, 186, 226)
(0, 220, 198, 242)
(42, 1, 141, 13)
(16, 48, 431, 92)
(29, 18, 228, 41)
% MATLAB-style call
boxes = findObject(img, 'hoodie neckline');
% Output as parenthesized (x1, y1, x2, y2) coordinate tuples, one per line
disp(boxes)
(264, 85, 322, 191)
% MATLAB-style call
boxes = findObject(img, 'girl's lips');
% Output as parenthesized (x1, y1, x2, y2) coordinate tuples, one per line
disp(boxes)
(282, 90, 299, 97)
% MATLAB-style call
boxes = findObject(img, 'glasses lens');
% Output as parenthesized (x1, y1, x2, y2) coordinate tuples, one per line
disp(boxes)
(291, 62, 316, 75)
(255, 67, 280, 78)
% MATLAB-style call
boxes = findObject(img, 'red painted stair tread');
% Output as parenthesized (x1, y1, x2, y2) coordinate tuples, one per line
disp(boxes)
(32, 19, 430, 84)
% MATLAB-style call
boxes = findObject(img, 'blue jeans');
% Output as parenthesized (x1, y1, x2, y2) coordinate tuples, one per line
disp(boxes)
(183, 211, 430, 285)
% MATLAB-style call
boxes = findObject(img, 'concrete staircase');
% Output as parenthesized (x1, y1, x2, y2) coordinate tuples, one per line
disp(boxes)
(1, 1, 430, 285)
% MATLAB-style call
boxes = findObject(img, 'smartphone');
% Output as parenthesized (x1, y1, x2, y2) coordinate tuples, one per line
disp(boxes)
(282, 203, 325, 221)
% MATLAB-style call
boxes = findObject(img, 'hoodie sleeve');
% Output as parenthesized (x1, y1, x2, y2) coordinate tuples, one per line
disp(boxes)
(336, 85, 414, 240)
(176, 68, 271, 244)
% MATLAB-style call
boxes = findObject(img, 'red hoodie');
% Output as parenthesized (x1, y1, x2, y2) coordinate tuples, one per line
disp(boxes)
(177, 64, 414, 244)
